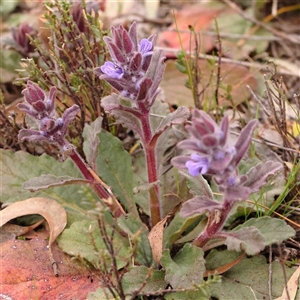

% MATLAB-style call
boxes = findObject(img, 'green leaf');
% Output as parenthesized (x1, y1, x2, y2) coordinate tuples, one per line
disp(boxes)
(122, 266, 166, 295)
(206, 250, 297, 300)
(234, 216, 295, 245)
(96, 131, 138, 216)
(161, 244, 205, 289)
(83, 116, 103, 170)
(57, 219, 129, 270)
(22, 174, 88, 191)
(117, 214, 153, 266)
(224, 226, 265, 255)
(87, 288, 119, 300)
(0, 149, 99, 225)
(165, 289, 211, 300)
(151, 106, 190, 147)
(180, 170, 213, 199)
(163, 213, 201, 248)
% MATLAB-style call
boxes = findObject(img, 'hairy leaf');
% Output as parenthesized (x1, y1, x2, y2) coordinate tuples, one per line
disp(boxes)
(180, 196, 223, 218)
(83, 116, 103, 171)
(206, 250, 297, 300)
(101, 94, 143, 138)
(96, 131, 138, 216)
(234, 216, 295, 245)
(223, 226, 265, 255)
(243, 161, 282, 192)
(0, 149, 98, 225)
(151, 106, 190, 147)
(122, 266, 166, 294)
(161, 244, 205, 289)
(57, 219, 129, 270)
(22, 174, 88, 191)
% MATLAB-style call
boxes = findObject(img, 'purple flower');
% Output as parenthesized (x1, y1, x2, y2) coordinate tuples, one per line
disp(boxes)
(12, 23, 36, 55)
(185, 154, 210, 176)
(17, 81, 80, 152)
(17, 81, 56, 120)
(100, 61, 124, 79)
(139, 38, 153, 56)
(94, 22, 164, 107)
(171, 109, 258, 187)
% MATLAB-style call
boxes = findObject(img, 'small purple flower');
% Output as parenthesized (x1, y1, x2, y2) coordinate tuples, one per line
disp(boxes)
(94, 22, 164, 107)
(18, 81, 56, 120)
(171, 109, 258, 186)
(139, 38, 153, 56)
(185, 154, 210, 176)
(12, 23, 36, 55)
(17, 81, 80, 152)
(100, 61, 124, 79)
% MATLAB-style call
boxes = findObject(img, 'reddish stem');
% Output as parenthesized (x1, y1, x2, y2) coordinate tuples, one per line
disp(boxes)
(193, 198, 234, 247)
(69, 149, 125, 218)
(140, 112, 161, 226)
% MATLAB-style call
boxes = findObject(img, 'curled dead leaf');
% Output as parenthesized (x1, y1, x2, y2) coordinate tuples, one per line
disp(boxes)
(0, 197, 67, 275)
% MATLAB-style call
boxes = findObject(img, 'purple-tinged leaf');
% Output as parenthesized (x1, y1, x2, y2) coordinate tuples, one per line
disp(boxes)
(136, 78, 152, 101)
(22, 175, 88, 192)
(233, 119, 258, 166)
(179, 170, 213, 199)
(197, 110, 217, 133)
(177, 139, 204, 152)
(243, 161, 282, 192)
(100, 75, 125, 93)
(128, 22, 138, 51)
(221, 226, 265, 255)
(234, 216, 295, 246)
(180, 196, 223, 218)
(129, 53, 142, 72)
(23, 81, 45, 104)
(48, 86, 57, 112)
(18, 129, 49, 143)
(101, 95, 143, 139)
(83, 116, 103, 171)
(145, 50, 165, 88)
(220, 116, 229, 146)
(122, 29, 133, 54)
(150, 106, 190, 147)
(31, 100, 46, 112)
(209, 152, 234, 172)
(224, 185, 252, 202)
(171, 155, 190, 171)
(202, 134, 218, 147)
(60, 105, 80, 136)
(107, 42, 126, 63)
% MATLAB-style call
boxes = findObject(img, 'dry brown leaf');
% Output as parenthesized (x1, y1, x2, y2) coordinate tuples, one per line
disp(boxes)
(148, 217, 168, 264)
(0, 218, 44, 243)
(275, 265, 300, 300)
(148, 204, 181, 264)
(0, 238, 102, 299)
(157, 2, 227, 56)
(0, 197, 67, 275)
(0, 197, 67, 245)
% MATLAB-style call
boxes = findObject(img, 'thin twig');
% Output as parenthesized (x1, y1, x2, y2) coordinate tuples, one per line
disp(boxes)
(268, 245, 273, 300)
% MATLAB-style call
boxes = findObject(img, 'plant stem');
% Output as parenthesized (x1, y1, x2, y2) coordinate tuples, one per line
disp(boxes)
(69, 148, 125, 217)
(140, 112, 161, 226)
(193, 198, 234, 247)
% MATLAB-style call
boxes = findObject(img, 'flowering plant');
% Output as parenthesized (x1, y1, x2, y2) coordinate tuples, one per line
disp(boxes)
(1, 17, 296, 299)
